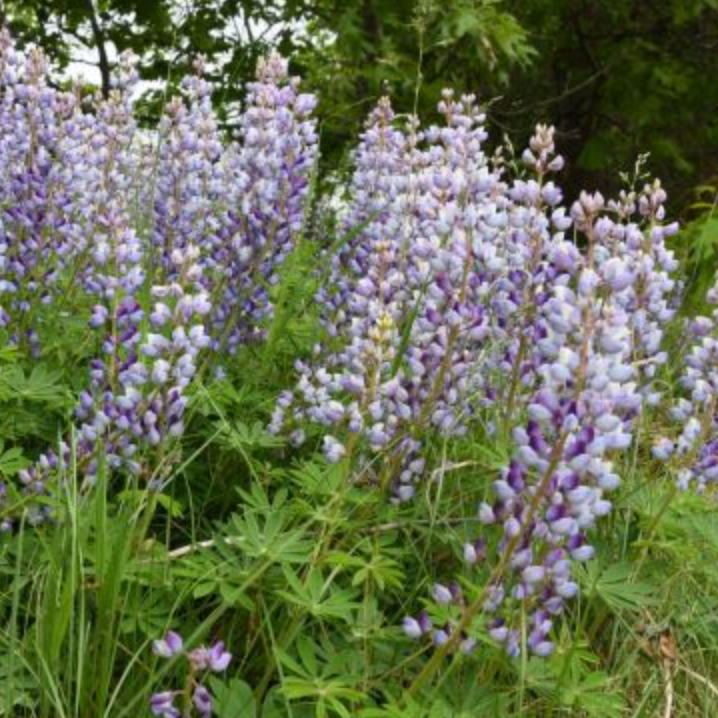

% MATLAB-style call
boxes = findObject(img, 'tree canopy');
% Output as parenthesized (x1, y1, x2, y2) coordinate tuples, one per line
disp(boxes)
(1, 0, 717, 205)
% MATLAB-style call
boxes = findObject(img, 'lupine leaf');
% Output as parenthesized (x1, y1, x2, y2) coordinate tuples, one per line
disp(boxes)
(579, 562, 657, 611)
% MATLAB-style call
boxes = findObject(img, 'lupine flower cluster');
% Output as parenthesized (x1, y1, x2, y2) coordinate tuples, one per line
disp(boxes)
(652, 276, 718, 492)
(0, 30, 77, 353)
(271, 91, 510, 500)
(208, 52, 318, 352)
(0, 34, 316, 528)
(76, 244, 211, 489)
(482, 124, 573, 422)
(151, 630, 232, 717)
(400, 156, 680, 657)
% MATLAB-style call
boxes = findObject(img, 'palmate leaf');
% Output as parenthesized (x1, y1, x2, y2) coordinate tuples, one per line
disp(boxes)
(684, 513, 718, 555)
(578, 562, 657, 612)
(280, 677, 364, 716)
(526, 641, 625, 717)
(215, 420, 285, 452)
(227, 499, 313, 564)
(0, 441, 30, 477)
(118, 590, 172, 636)
(0, 405, 61, 441)
(689, 215, 718, 264)
(363, 694, 504, 718)
(191, 378, 251, 418)
(288, 460, 344, 497)
(352, 553, 404, 591)
(209, 677, 256, 718)
(38, 308, 93, 370)
(560, 671, 626, 718)
(276, 637, 365, 717)
(0, 364, 70, 407)
(326, 534, 405, 592)
(0, 343, 18, 365)
(527, 637, 600, 691)
(276, 567, 359, 622)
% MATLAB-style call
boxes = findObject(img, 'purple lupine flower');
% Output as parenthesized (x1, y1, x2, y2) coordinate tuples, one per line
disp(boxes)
(193, 686, 213, 717)
(402, 616, 424, 639)
(150, 691, 180, 718)
(487, 124, 572, 424)
(207, 52, 318, 353)
(0, 40, 218, 524)
(149, 633, 231, 717)
(206, 641, 232, 672)
(152, 630, 184, 658)
(189, 640, 232, 673)
(0, 37, 320, 528)
(0, 33, 80, 351)
(655, 271, 718, 492)
(431, 583, 454, 606)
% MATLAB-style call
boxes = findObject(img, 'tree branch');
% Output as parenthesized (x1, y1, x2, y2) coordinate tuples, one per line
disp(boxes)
(85, 0, 110, 98)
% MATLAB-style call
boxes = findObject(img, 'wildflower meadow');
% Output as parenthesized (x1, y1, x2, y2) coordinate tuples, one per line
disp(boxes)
(2, 17, 718, 718)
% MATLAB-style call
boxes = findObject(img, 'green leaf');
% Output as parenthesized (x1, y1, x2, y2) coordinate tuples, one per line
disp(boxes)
(228, 505, 313, 565)
(579, 562, 657, 611)
(210, 677, 257, 718)
(276, 568, 359, 622)
(0, 442, 30, 478)
(216, 420, 285, 452)
(153, 492, 185, 518)
(0, 365, 69, 406)
(193, 582, 217, 599)
(217, 581, 254, 610)
(561, 671, 626, 717)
